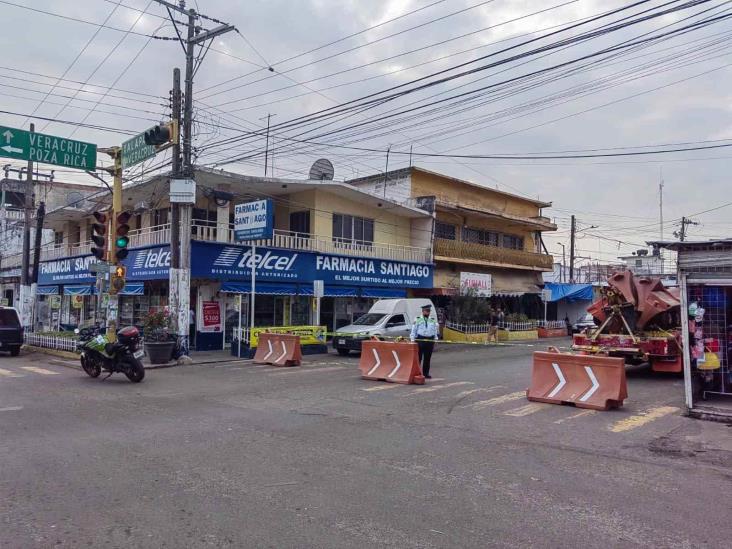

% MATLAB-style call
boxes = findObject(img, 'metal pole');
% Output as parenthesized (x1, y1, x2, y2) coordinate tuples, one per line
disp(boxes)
(30, 200, 45, 330)
(250, 244, 256, 338)
(107, 149, 122, 342)
(237, 293, 242, 358)
(569, 215, 576, 283)
(383, 145, 391, 198)
(19, 123, 34, 329)
(263, 113, 270, 176)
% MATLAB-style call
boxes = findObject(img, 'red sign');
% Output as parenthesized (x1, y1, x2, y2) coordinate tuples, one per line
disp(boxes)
(202, 301, 221, 330)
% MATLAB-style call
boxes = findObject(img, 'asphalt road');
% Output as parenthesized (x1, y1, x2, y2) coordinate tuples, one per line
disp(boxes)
(1, 341, 731, 548)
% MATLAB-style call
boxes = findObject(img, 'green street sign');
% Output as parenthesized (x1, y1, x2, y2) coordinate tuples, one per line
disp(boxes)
(0, 125, 96, 170)
(121, 131, 155, 169)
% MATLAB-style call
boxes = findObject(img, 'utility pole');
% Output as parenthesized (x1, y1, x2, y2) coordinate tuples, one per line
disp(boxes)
(19, 123, 34, 329)
(383, 145, 391, 198)
(30, 201, 45, 330)
(260, 113, 273, 176)
(169, 68, 182, 351)
(569, 214, 576, 284)
(677, 216, 699, 242)
(557, 243, 566, 283)
(157, 0, 235, 359)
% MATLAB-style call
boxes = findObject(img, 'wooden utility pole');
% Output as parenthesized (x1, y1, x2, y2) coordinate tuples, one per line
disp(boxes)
(569, 215, 576, 284)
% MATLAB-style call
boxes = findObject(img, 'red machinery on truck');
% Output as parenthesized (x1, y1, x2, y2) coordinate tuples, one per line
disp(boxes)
(571, 270, 683, 373)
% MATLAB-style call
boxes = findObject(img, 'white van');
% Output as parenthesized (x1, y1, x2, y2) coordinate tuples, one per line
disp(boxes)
(332, 298, 437, 355)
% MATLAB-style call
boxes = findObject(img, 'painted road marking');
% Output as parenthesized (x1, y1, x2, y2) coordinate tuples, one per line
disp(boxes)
(267, 366, 345, 376)
(20, 366, 60, 375)
(503, 403, 547, 417)
(469, 391, 526, 410)
(554, 409, 596, 424)
(407, 381, 474, 395)
(453, 387, 500, 399)
(610, 406, 680, 433)
(0, 368, 25, 378)
(361, 378, 446, 392)
(0, 406, 23, 412)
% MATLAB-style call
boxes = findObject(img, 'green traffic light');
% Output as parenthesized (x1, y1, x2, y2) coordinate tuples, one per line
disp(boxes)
(116, 236, 129, 248)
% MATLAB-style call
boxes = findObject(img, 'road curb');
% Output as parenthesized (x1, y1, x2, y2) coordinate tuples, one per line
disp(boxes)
(23, 345, 78, 361)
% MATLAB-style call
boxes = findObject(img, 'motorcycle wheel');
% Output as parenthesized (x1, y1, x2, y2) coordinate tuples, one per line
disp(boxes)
(81, 354, 101, 378)
(124, 357, 145, 383)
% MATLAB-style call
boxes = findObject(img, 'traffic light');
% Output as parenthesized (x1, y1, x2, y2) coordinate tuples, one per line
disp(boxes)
(110, 265, 126, 295)
(90, 211, 107, 261)
(115, 211, 131, 261)
(144, 120, 179, 147)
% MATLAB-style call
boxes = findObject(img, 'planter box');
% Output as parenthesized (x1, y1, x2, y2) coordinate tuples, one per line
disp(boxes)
(538, 327, 568, 338)
(497, 330, 538, 341)
(145, 341, 175, 364)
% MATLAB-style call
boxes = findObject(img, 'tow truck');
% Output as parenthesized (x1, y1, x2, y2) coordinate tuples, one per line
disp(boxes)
(571, 270, 683, 373)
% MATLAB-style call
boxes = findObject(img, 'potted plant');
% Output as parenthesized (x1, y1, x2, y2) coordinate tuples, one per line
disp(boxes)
(142, 309, 175, 364)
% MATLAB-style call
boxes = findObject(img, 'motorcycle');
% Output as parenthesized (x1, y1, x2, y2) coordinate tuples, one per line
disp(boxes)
(75, 324, 145, 383)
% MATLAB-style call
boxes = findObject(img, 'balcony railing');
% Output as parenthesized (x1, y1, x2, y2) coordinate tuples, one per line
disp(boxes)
(434, 237, 553, 270)
(0, 222, 432, 269)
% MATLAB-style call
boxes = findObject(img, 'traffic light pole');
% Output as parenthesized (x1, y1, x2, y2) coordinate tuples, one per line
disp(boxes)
(105, 147, 122, 342)
(19, 123, 34, 329)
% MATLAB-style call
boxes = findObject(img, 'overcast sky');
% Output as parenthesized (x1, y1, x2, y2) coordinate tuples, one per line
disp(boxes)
(1, 0, 731, 264)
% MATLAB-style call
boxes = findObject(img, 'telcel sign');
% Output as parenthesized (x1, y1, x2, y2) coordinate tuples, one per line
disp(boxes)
(234, 199, 273, 241)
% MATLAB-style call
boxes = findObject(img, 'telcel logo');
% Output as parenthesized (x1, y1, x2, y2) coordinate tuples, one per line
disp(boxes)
(238, 249, 297, 271)
(139, 249, 171, 269)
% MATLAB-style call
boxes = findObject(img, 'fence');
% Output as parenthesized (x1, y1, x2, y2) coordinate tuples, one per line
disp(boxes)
(445, 319, 565, 333)
(24, 332, 78, 352)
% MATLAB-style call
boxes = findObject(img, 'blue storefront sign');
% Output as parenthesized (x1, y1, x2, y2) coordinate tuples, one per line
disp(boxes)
(191, 241, 433, 288)
(36, 241, 433, 289)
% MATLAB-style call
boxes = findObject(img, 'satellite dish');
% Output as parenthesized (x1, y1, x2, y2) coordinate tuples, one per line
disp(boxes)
(309, 158, 334, 181)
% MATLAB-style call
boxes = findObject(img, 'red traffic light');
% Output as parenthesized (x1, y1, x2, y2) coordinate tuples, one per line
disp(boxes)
(93, 211, 107, 224)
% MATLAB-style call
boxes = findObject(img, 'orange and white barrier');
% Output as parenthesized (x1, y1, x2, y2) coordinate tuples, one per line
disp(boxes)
(253, 333, 302, 367)
(526, 348, 627, 410)
(359, 340, 425, 385)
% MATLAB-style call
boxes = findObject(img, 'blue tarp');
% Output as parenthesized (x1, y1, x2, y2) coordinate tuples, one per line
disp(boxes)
(37, 285, 59, 295)
(545, 283, 593, 302)
(119, 282, 144, 296)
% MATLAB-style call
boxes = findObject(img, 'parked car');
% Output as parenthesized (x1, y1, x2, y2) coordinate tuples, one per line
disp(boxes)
(0, 306, 23, 356)
(572, 312, 597, 334)
(333, 298, 437, 355)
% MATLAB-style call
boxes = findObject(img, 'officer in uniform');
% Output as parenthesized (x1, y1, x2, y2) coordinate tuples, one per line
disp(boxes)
(410, 304, 439, 378)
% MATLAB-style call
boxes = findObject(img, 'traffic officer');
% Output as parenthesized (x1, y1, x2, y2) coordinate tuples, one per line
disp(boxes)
(410, 304, 439, 379)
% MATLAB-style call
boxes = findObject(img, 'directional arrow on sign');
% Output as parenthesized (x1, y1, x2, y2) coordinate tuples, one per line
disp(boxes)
(367, 348, 381, 376)
(1, 145, 22, 154)
(387, 350, 401, 378)
(579, 366, 600, 402)
(3, 130, 13, 143)
(548, 362, 567, 397)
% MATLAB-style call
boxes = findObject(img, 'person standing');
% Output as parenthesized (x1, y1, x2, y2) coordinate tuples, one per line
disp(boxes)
(410, 304, 439, 379)
(487, 309, 499, 344)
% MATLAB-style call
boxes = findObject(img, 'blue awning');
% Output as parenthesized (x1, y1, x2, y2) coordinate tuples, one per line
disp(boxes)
(325, 285, 357, 297)
(221, 282, 311, 296)
(37, 285, 59, 295)
(119, 282, 144, 296)
(64, 285, 94, 296)
(544, 283, 593, 302)
(361, 287, 407, 298)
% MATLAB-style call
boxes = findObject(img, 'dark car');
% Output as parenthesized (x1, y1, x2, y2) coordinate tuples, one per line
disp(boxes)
(0, 307, 23, 356)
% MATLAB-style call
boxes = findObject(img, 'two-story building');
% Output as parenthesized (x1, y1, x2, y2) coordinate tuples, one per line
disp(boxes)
(0, 168, 434, 349)
(347, 167, 556, 316)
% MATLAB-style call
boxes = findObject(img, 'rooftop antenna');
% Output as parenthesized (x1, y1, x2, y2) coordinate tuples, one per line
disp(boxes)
(309, 158, 334, 181)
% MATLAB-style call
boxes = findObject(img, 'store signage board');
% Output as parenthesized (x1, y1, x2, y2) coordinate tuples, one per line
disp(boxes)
(541, 289, 552, 302)
(234, 199, 273, 241)
(460, 272, 492, 297)
(201, 301, 221, 332)
(121, 131, 155, 169)
(37, 241, 434, 289)
(0, 125, 97, 170)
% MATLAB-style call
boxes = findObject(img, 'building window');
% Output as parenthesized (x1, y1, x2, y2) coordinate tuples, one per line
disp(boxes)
(435, 221, 456, 240)
(635, 259, 643, 268)
(153, 208, 169, 226)
(333, 213, 374, 245)
(463, 227, 499, 246)
(502, 234, 524, 250)
(290, 211, 310, 236)
(54, 231, 63, 247)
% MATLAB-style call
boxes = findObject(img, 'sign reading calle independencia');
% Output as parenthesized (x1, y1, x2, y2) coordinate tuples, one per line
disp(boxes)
(0, 125, 97, 170)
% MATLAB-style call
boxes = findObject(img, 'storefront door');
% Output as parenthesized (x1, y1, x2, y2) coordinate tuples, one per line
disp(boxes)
(223, 294, 241, 348)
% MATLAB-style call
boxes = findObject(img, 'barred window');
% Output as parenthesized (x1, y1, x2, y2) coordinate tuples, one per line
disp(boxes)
(502, 234, 524, 250)
(462, 227, 499, 246)
(435, 222, 456, 240)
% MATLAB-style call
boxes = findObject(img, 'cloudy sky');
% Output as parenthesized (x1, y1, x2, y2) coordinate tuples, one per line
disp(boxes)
(1, 0, 731, 264)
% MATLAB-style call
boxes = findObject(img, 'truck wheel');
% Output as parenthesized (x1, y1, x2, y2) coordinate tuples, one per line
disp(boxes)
(337, 349, 350, 356)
